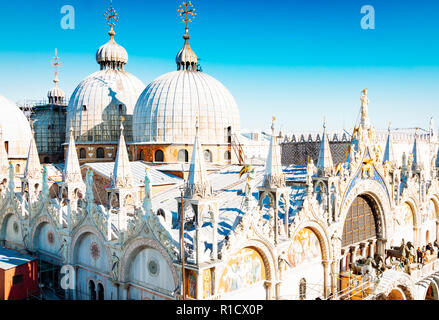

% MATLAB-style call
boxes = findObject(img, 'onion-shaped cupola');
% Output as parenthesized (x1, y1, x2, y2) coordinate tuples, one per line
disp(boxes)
(176, 27, 198, 71)
(47, 49, 65, 105)
(96, 4, 128, 71)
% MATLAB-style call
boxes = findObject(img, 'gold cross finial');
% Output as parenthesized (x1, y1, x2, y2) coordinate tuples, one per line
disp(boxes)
(104, 0, 119, 31)
(177, 1, 197, 29)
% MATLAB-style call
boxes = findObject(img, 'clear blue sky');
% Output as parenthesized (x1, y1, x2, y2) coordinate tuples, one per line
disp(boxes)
(0, 0, 438, 133)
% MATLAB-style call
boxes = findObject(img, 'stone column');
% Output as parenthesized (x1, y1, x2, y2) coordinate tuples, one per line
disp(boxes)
(322, 260, 331, 298)
(413, 226, 421, 248)
(264, 281, 272, 300)
(212, 221, 218, 260)
(274, 282, 281, 300)
(350, 245, 358, 264)
(331, 258, 341, 299)
(120, 283, 130, 300)
(376, 238, 387, 257)
(360, 242, 367, 258)
(273, 205, 278, 245)
(368, 240, 375, 258)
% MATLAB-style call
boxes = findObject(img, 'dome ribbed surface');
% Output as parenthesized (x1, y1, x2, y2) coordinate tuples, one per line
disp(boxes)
(133, 70, 241, 144)
(66, 69, 145, 143)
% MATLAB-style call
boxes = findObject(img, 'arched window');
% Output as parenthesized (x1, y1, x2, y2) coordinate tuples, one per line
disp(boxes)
(89, 280, 96, 300)
(178, 149, 189, 162)
(97, 283, 104, 300)
(155, 150, 164, 162)
(342, 195, 377, 247)
(204, 150, 212, 163)
(15, 164, 21, 174)
(79, 148, 86, 159)
(139, 150, 145, 161)
(96, 148, 105, 159)
(224, 151, 231, 161)
(299, 278, 307, 300)
(157, 208, 166, 221)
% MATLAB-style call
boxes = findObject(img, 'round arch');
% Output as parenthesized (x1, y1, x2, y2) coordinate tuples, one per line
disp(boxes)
(70, 225, 112, 270)
(388, 287, 407, 300)
(427, 196, 439, 220)
(0, 210, 24, 246)
(339, 179, 391, 242)
(215, 239, 276, 298)
(120, 237, 179, 287)
(403, 198, 420, 228)
(30, 215, 62, 255)
(289, 222, 331, 262)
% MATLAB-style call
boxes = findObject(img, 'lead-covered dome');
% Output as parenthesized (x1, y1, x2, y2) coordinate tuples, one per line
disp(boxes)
(0, 95, 32, 158)
(67, 69, 145, 143)
(66, 15, 145, 143)
(133, 25, 240, 145)
(133, 70, 240, 144)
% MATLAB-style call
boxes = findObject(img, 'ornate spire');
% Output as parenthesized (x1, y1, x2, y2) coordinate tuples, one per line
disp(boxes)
(383, 121, 394, 164)
(0, 126, 9, 178)
(176, 1, 198, 71)
(262, 117, 286, 188)
(64, 125, 84, 185)
(185, 116, 212, 198)
(48, 48, 65, 104)
(112, 119, 133, 189)
(97, 0, 128, 71)
(412, 129, 420, 170)
(316, 117, 333, 175)
(24, 127, 42, 181)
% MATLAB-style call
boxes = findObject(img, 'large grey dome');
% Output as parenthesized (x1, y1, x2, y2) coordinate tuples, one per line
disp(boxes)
(66, 69, 145, 143)
(132, 70, 241, 144)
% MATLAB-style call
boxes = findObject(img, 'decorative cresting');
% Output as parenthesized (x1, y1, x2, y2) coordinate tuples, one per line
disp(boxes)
(262, 117, 286, 189)
(176, 1, 198, 71)
(96, 0, 128, 71)
(47, 48, 65, 104)
(184, 118, 212, 199)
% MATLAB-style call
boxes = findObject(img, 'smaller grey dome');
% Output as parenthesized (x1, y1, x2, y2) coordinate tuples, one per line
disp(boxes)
(96, 29, 128, 71)
(47, 72, 65, 104)
(176, 28, 198, 71)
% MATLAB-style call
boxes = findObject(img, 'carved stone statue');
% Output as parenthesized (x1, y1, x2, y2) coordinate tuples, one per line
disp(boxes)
(111, 252, 120, 281)
(306, 158, 316, 188)
(360, 88, 369, 121)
